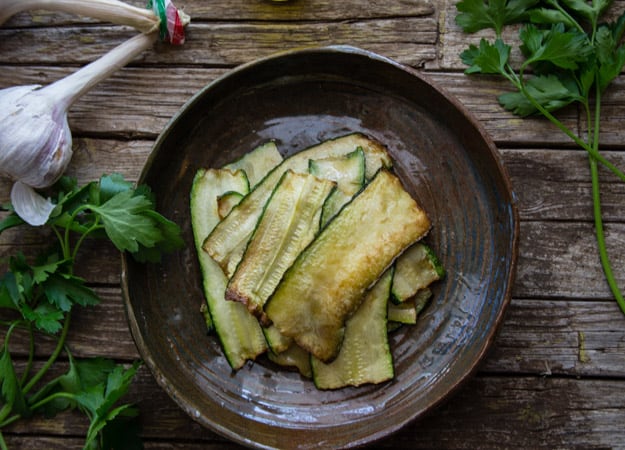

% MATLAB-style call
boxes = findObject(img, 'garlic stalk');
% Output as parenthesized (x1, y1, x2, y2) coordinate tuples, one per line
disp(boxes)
(0, 0, 191, 44)
(0, 31, 158, 226)
(0, 0, 158, 33)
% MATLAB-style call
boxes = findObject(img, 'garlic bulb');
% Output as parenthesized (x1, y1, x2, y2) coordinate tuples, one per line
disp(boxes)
(0, 0, 189, 225)
(0, 31, 157, 225)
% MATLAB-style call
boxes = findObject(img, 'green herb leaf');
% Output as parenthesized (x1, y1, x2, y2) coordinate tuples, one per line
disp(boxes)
(0, 272, 20, 310)
(89, 190, 164, 254)
(0, 345, 28, 415)
(461, 38, 512, 75)
(528, 7, 576, 27)
(20, 302, 65, 334)
(498, 74, 581, 115)
(0, 210, 25, 234)
(520, 23, 593, 71)
(44, 273, 100, 312)
(561, 0, 613, 23)
(98, 173, 135, 204)
(132, 209, 185, 263)
(455, 0, 539, 35)
(595, 14, 625, 92)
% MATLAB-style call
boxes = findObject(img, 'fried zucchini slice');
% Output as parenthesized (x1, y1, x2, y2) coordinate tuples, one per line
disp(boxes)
(264, 169, 431, 362)
(202, 133, 391, 275)
(190, 168, 267, 370)
(226, 170, 335, 322)
(311, 269, 394, 389)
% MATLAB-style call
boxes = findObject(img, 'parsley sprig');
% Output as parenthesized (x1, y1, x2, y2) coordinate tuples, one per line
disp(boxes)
(0, 174, 183, 449)
(455, 0, 625, 313)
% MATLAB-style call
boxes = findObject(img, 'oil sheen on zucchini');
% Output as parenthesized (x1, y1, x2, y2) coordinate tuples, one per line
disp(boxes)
(311, 269, 394, 389)
(391, 243, 445, 304)
(224, 140, 283, 187)
(264, 169, 431, 362)
(202, 133, 391, 275)
(190, 168, 267, 370)
(308, 147, 365, 226)
(226, 170, 335, 322)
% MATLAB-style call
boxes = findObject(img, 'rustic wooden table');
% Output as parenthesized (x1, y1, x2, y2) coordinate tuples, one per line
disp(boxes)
(2, 0, 625, 448)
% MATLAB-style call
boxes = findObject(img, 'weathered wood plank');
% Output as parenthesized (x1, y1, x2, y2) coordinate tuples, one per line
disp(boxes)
(0, 20, 439, 68)
(5, 294, 625, 377)
(0, 67, 604, 146)
(3, 141, 624, 226)
(501, 148, 625, 222)
(2, 286, 140, 361)
(2, 143, 625, 300)
(515, 221, 625, 300)
(2, 0, 436, 27)
(483, 299, 625, 377)
(2, 216, 624, 300)
(4, 372, 625, 449)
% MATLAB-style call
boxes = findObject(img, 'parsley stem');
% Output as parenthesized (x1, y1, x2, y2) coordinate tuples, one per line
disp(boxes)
(22, 312, 71, 395)
(588, 83, 625, 311)
(515, 81, 625, 182)
(27, 391, 77, 411)
(19, 322, 35, 386)
(0, 414, 20, 429)
(0, 404, 11, 427)
(0, 430, 7, 450)
(590, 157, 625, 311)
(71, 216, 102, 263)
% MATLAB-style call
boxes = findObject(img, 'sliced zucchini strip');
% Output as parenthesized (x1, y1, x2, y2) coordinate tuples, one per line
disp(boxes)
(391, 243, 445, 304)
(203, 133, 391, 274)
(217, 191, 245, 219)
(264, 169, 431, 362)
(268, 343, 312, 379)
(226, 170, 335, 321)
(309, 147, 365, 226)
(311, 269, 394, 389)
(190, 168, 267, 370)
(224, 140, 283, 188)
(263, 324, 293, 354)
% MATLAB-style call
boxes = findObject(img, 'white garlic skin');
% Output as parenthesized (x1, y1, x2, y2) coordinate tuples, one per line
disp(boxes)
(0, 84, 73, 189)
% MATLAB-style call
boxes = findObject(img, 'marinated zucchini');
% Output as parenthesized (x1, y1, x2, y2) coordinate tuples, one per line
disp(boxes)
(268, 342, 312, 379)
(224, 140, 283, 187)
(308, 147, 365, 226)
(311, 269, 394, 389)
(202, 133, 391, 274)
(191, 135, 446, 388)
(226, 170, 335, 322)
(190, 168, 267, 370)
(217, 191, 245, 219)
(264, 169, 431, 362)
(391, 243, 445, 304)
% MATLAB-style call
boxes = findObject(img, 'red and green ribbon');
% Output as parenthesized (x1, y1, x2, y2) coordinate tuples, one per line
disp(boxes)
(147, 0, 186, 45)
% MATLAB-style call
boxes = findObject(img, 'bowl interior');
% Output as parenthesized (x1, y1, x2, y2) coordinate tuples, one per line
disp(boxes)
(122, 46, 519, 449)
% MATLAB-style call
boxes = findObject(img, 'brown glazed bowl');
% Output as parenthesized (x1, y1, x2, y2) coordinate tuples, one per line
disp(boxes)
(121, 46, 519, 449)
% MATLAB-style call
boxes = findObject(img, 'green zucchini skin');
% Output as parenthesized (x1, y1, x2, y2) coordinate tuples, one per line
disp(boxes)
(309, 147, 366, 226)
(190, 168, 267, 370)
(311, 269, 394, 389)
(267, 342, 312, 379)
(391, 243, 445, 304)
(202, 133, 391, 275)
(225, 170, 335, 323)
(224, 140, 283, 188)
(264, 169, 431, 362)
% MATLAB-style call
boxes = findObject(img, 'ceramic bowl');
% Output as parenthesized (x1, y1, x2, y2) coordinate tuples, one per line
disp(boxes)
(122, 46, 519, 449)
